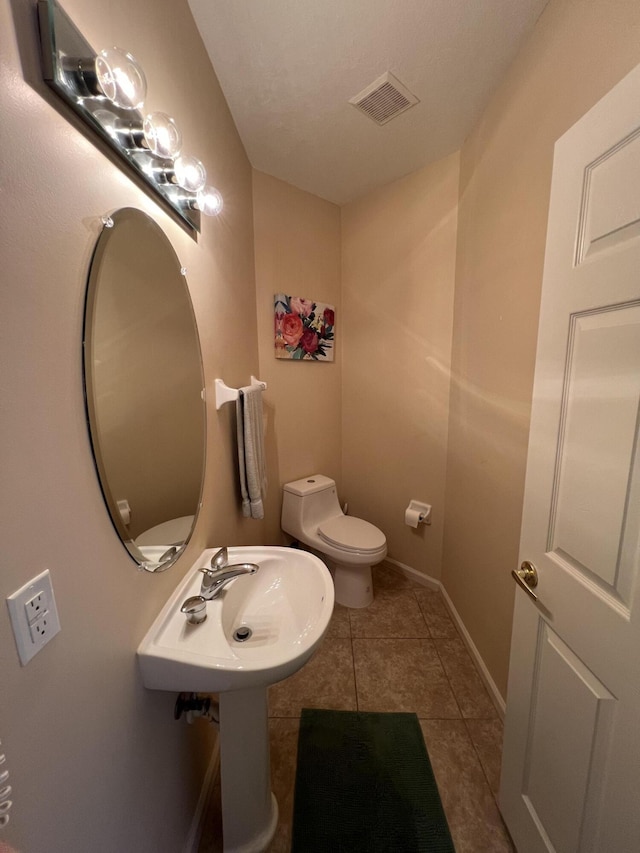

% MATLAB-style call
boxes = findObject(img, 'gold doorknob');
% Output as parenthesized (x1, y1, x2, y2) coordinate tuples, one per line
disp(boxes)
(511, 561, 539, 601)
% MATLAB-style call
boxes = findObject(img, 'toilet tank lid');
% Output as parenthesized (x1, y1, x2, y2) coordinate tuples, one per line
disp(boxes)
(283, 475, 335, 496)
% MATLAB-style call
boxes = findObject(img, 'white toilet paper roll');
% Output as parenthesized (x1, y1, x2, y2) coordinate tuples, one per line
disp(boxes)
(117, 498, 132, 526)
(405, 507, 422, 528)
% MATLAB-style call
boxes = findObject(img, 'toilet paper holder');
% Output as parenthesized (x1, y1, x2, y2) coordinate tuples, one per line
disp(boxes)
(405, 500, 432, 528)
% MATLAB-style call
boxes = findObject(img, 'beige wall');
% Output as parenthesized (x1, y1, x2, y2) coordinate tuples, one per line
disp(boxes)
(341, 154, 459, 578)
(442, 0, 640, 698)
(0, 0, 262, 850)
(253, 171, 342, 541)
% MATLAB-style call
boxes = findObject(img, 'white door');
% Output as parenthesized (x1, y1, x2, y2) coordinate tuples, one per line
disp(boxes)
(500, 63, 640, 853)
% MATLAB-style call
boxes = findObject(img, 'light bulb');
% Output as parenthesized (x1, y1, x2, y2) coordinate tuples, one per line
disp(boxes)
(95, 47, 147, 110)
(143, 112, 182, 159)
(173, 155, 206, 193)
(196, 185, 224, 216)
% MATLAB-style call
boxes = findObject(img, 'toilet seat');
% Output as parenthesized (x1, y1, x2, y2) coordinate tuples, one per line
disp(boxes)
(135, 515, 194, 546)
(317, 516, 386, 555)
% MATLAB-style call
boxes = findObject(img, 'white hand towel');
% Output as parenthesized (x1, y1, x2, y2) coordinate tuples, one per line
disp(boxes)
(236, 385, 267, 519)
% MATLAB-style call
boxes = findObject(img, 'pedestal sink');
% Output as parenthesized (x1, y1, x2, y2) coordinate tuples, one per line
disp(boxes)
(137, 546, 334, 853)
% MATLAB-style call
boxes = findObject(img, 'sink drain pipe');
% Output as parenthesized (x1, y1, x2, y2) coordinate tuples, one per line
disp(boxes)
(174, 692, 219, 725)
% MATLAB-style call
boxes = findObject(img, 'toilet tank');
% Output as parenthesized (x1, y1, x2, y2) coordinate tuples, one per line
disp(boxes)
(281, 475, 342, 538)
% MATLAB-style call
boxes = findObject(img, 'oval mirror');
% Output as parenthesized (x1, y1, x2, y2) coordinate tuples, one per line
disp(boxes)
(83, 208, 205, 572)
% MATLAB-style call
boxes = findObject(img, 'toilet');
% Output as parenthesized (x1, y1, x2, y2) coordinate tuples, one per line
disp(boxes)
(281, 475, 387, 608)
(134, 515, 194, 547)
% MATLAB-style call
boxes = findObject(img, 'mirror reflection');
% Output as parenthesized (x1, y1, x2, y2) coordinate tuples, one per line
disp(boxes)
(83, 208, 206, 571)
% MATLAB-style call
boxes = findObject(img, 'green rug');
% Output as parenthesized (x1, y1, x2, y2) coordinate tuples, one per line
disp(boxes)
(291, 709, 455, 852)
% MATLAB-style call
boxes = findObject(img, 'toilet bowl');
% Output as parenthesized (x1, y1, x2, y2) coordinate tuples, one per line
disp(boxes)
(281, 475, 386, 608)
(135, 515, 194, 547)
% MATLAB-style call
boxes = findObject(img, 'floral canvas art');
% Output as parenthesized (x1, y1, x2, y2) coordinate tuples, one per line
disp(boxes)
(274, 294, 335, 361)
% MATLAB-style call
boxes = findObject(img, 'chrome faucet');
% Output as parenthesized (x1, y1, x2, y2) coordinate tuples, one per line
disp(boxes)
(199, 547, 259, 600)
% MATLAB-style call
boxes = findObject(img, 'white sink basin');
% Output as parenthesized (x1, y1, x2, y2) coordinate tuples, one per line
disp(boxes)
(137, 546, 334, 693)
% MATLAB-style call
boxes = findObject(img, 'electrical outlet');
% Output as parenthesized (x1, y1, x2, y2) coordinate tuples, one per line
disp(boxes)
(7, 570, 61, 665)
(29, 612, 51, 643)
(25, 589, 48, 624)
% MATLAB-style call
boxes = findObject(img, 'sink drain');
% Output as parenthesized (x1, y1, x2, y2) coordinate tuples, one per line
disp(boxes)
(233, 626, 253, 642)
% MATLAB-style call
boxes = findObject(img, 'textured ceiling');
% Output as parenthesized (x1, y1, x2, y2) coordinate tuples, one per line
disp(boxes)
(188, 0, 549, 205)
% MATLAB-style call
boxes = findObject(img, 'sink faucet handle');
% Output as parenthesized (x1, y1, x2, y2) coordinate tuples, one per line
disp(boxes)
(180, 595, 207, 624)
(210, 546, 229, 571)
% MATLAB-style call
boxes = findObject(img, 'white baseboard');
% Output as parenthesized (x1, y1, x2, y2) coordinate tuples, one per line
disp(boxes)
(183, 738, 220, 853)
(383, 557, 506, 719)
(439, 585, 506, 720)
(383, 557, 440, 591)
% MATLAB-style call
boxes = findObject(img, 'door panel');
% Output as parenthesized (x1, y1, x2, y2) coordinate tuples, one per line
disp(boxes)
(500, 62, 640, 853)
(577, 128, 640, 264)
(549, 304, 640, 600)
(523, 625, 616, 853)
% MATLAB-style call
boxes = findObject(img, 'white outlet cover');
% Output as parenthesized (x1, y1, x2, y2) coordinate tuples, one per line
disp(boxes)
(6, 570, 61, 665)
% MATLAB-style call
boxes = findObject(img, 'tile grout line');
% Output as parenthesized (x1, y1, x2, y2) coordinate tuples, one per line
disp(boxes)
(411, 587, 433, 639)
(431, 630, 465, 721)
(418, 591, 512, 845)
(413, 587, 467, 722)
(459, 717, 514, 846)
(423, 590, 506, 819)
(461, 716, 502, 809)
(348, 607, 361, 711)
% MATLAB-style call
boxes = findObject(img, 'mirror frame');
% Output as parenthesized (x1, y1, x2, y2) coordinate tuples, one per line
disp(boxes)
(82, 208, 206, 571)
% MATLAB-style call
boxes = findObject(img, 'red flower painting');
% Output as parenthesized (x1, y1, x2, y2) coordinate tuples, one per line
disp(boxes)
(274, 294, 335, 361)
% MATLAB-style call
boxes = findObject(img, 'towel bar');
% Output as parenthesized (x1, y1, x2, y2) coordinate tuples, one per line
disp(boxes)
(215, 376, 267, 410)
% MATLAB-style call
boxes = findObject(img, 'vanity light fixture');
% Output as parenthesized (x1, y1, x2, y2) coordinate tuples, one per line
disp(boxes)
(37, 0, 223, 232)
(94, 47, 147, 110)
(173, 155, 207, 193)
(143, 112, 183, 159)
(196, 186, 224, 217)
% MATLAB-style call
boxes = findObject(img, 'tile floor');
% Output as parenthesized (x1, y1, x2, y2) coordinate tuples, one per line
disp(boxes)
(198, 563, 514, 852)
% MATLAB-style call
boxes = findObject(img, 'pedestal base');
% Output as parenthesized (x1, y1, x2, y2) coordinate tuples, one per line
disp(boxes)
(333, 562, 374, 608)
(218, 687, 278, 853)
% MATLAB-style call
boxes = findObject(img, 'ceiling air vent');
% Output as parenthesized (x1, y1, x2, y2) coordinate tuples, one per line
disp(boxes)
(349, 72, 419, 126)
